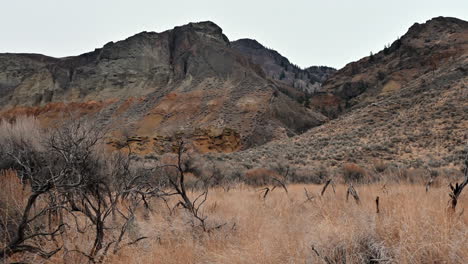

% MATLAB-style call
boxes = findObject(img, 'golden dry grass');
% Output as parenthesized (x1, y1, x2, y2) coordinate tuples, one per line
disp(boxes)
(96, 183, 467, 264)
(2, 171, 467, 263)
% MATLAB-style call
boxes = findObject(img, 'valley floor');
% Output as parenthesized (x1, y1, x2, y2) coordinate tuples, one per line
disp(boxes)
(67, 184, 467, 264)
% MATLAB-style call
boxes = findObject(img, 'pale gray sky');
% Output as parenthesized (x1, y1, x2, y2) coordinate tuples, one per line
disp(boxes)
(1, 0, 467, 69)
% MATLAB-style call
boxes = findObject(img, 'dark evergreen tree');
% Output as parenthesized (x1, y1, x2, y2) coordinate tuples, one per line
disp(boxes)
(279, 71, 286, 80)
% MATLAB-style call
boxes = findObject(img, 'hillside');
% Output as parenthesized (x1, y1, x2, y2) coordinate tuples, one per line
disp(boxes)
(313, 16, 468, 118)
(232, 38, 336, 94)
(0, 22, 327, 153)
(216, 17, 468, 178)
(0, 17, 466, 168)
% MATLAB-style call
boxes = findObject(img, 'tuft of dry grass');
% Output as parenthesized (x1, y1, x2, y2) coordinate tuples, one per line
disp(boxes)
(95, 183, 467, 264)
(0, 116, 42, 147)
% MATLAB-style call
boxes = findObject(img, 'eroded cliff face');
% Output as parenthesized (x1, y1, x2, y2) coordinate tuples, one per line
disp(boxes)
(0, 22, 232, 107)
(314, 16, 468, 118)
(0, 21, 327, 153)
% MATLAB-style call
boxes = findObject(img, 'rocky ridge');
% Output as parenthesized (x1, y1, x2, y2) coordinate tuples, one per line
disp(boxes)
(232, 38, 336, 94)
(0, 21, 327, 153)
(313, 16, 468, 118)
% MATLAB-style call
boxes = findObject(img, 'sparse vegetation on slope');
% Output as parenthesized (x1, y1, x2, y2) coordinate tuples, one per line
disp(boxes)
(220, 24, 468, 177)
(315, 16, 468, 117)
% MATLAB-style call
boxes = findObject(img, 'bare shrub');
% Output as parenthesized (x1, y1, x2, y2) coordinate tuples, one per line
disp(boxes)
(181, 155, 241, 189)
(0, 117, 64, 260)
(0, 116, 154, 262)
(343, 163, 367, 183)
(43, 117, 154, 261)
(155, 140, 225, 232)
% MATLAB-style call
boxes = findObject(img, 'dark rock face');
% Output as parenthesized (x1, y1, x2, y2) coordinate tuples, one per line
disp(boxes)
(315, 16, 468, 118)
(0, 21, 327, 152)
(231, 39, 336, 93)
(0, 22, 239, 107)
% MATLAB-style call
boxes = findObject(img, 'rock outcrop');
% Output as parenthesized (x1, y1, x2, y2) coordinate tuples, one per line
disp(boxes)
(0, 21, 327, 153)
(231, 38, 336, 94)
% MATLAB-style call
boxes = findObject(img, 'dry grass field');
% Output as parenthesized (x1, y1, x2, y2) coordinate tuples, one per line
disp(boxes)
(1, 117, 467, 263)
(4, 179, 466, 263)
(104, 184, 468, 264)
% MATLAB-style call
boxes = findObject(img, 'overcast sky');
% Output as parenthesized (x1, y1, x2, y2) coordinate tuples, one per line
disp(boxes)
(1, 0, 467, 69)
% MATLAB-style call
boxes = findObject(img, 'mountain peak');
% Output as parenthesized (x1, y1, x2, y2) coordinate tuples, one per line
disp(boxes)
(406, 16, 468, 38)
(173, 21, 221, 33)
(100, 21, 229, 51)
(186, 21, 222, 31)
(172, 21, 230, 44)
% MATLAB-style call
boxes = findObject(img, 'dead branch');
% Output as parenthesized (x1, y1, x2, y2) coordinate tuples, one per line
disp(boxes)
(0, 181, 63, 260)
(321, 179, 332, 196)
(426, 178, 434, 193)
(259, 187, 270, 199)
(163, 140, 211, 231)
(448, 158, 468, 214)
(311, 245, 332, 264)
(125, 237, 149, 247)
(346, 184, 360, 204)
(304, 187, 315, 203)
(272, 178, 288, 194)
(375, 196, 380, 214)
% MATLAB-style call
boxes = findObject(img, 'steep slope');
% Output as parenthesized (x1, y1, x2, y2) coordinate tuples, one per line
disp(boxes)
(313, 16, 468, 118)
(218, 17, 468, 177)
(231, 39, 336, 94)
(0, 22, 327, 153)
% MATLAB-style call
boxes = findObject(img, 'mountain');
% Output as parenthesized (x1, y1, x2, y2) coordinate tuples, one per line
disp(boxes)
(0, 22, 328, 154)
(231, 38, 336, 94)
(217, 16, 468, 176)
(1, 16, 466, 167)
(313, 16, 468, 118)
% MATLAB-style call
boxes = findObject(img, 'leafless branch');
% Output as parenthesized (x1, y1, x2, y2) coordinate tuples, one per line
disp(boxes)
(321, 179, 332, 196)
(346, 184, 360, 204)
(304, 188, 315, 203)
(376, 196, 380, 214)
(448, 157, 468, 214)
